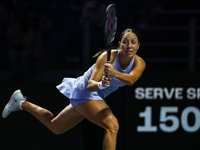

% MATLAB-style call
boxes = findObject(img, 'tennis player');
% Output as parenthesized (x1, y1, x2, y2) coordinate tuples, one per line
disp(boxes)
(2, 28, 146, 150)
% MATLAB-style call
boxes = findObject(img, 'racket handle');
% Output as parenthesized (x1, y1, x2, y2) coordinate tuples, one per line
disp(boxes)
(105, 61, 110, 80)
(107, 61, 110, 64)
(107, 48, 111, 64)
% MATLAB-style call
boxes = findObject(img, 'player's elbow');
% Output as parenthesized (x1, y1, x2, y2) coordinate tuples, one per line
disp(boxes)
(127, 82, 134, 86)
(87, 80, 95, 91)
(126, 79, 136, 86)
(127, 74, 142, 86)
(87, 84, 93, 91)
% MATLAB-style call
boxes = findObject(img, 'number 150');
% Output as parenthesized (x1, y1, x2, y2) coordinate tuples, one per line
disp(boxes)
(137, 106, 200, 133)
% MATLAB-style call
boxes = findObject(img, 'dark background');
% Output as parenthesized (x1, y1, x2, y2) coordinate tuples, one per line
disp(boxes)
(1, 0, 200, 150)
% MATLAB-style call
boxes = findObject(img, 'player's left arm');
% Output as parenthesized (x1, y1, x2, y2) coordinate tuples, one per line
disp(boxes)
(112, 55, 146, 86)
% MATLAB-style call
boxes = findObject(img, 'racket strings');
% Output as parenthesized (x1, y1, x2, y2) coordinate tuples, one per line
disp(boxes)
(106, 9, 117, 46)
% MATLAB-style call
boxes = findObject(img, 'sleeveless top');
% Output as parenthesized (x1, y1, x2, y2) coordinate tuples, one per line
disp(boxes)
(56, 50, 135, 100)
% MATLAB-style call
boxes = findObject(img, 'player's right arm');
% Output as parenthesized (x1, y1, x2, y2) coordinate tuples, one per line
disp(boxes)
(87, 51, 111, 91)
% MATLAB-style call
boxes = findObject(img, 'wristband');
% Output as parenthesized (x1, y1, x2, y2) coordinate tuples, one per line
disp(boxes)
(98, 81, 110, 90)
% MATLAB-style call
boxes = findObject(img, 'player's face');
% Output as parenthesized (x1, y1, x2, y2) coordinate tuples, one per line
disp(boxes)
(119, 32, 140, 57)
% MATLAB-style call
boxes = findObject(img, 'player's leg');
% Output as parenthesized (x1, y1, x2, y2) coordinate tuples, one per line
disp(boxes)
(74, 100, 119, 150)
(2, 90, 85, 134)
(22, 101, 85, 134)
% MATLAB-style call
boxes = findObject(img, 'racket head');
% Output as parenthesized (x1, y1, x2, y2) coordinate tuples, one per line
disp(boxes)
(104, 4, 117, 63)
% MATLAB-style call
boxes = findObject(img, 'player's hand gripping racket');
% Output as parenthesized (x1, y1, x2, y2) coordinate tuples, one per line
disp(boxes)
(104, 4, 117, 64)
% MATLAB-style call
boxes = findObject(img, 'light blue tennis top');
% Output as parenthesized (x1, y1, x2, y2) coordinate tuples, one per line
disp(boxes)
(56, 50, 135, 100)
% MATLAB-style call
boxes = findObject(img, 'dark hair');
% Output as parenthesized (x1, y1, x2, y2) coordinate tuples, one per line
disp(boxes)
(119, 28, 140, 43)
(93, 28, 140, 58)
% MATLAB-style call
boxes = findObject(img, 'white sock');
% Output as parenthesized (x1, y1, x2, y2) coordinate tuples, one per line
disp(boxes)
(19, 100, 25, 110)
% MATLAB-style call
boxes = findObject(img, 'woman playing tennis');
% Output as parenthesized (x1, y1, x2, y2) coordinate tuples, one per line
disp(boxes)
(2, 28, 146, 150)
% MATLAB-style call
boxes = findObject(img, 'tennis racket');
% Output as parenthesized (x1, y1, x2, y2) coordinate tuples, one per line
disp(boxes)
(104, 4, 117, 64)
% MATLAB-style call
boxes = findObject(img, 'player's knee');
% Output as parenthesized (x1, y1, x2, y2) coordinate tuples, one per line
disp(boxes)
(105, 116, 119, 135)
(50, 122, 66, 135)
(51, 127, 64, 135)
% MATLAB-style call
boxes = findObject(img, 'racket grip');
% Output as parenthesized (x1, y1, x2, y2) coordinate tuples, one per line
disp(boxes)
(105, 61, 110, 81)
(107, 61, 110, 64)
(107, 48, 111, 64)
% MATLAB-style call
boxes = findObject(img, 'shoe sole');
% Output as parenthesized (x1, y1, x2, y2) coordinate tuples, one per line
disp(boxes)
(2, 90, 21, 118)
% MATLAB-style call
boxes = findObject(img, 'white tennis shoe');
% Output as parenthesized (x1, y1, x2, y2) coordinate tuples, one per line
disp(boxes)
(2, 89, 26, 118)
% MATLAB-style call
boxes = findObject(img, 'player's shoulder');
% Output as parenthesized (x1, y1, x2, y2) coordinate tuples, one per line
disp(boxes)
(111, 49, 118, 58)
(135, 55, 144, 61)
(100, 49, 118, 57)
(134, 55, 146, 67)
(111, 49, 118, 54)
(110, 49, 118, 63)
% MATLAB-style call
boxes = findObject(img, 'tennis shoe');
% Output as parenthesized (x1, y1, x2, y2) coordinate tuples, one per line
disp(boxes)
(2, 89, 26, 118)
